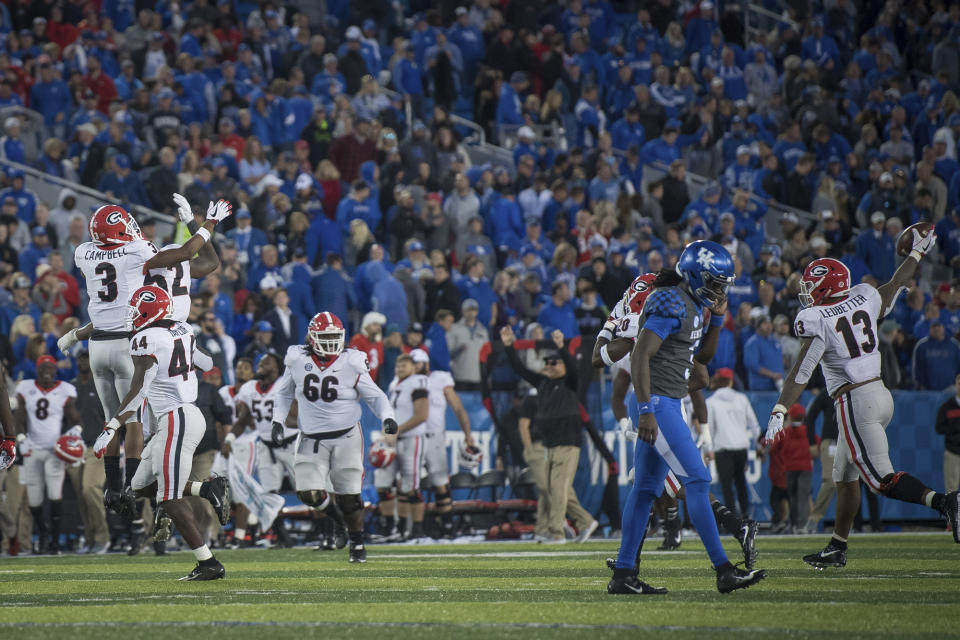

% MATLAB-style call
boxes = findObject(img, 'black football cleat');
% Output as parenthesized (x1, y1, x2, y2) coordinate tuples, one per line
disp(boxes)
(941, 491, 960, 543)
(179, 559, 226, 581)
(334, 522, 348, 550)
(314, 536, 336, 551)
(153, 506, 172, 544)
(128, 520, 145, 556)
(657, 517, 682, 550)
(738, 519, 759, 570)
(104, 489, 137, 521)
(201, 477, 231, 526)
(803, 543, 847, 569)
(716, 565, 767, 593)
(608, 575, 668, 595)
(349, 542, 367, 563)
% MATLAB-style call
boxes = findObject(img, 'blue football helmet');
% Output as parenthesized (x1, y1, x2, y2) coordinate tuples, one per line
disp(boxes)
(675, 240, 735, 309)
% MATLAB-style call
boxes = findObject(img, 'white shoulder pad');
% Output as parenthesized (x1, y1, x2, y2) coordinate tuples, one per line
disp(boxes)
(345, 348, 370, 373)
(793, 307, 822, 341)
(284, 344, 303, 367)
(615, 313, 643, 340)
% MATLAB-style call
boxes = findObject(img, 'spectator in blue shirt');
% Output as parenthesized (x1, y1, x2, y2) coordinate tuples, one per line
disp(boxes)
(0, 275, 42, 335)
(372, 270, 410, 332)
(456, 255, 497, 328)
(425, 310, 454, 372)
(743, 315, 784, 390)
(496, 71, 528, 130)
(912, 321, 960, 390)
(610, 105, 646, 152)
(97, 154, 149, 207)
(18, 227, 51, 282)
(30, 63, 72, 139)
(641, 118, 706, 167)
(856, 211, 897, 282)
(1, 117, 25, 164)
(536, 281, 579, 338)
(336, 180, 382, 237)
(311, 253, 355, 329)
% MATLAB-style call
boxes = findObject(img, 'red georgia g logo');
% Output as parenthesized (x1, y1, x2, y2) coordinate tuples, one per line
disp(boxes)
(138, 290, 157, 303)
(810, 265, 830, 277)
(106, 210, 124, 225)
(633, 280, 649, 293)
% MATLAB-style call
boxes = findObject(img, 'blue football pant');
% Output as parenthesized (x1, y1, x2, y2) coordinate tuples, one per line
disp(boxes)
(616, 395, 728, 569)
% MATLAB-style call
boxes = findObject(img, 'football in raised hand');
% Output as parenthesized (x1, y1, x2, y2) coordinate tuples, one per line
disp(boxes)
(896, 221, 934, 257)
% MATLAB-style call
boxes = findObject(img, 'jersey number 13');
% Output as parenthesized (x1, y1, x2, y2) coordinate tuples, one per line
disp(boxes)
(835, 311, 876, 359)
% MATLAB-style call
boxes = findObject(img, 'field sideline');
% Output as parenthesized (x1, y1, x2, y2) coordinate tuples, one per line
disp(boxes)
(2, 533, 958, 639)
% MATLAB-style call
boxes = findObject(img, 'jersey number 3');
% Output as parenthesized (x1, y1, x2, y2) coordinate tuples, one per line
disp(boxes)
(835, 311, 876, 359)
(95, 262, 118, 302)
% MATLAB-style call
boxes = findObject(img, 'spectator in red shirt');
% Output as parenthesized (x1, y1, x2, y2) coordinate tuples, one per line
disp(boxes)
(347, 311, 386, 382)
(328, 116, 376, 183)
(83, 55, 117, 114)
(217, 117, 245, 160)
(773, 404, 815, 533)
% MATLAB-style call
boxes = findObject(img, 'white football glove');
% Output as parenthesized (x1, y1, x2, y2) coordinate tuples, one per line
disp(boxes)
(618, 417, 637, 441)
(206, 199, 233, 223)
(775, 378, 784, 392)
(696, 424, 712, 452)
(172, 192, 194, 224)
(57, 328, 79, 353)
(93, 418, 121, 459)
(16, 433, 32, 457)
(763, 406, 786, 445)
(910, 228, 936, 259)
(615, 313, 642, 340)
(66, 425, 83, 438)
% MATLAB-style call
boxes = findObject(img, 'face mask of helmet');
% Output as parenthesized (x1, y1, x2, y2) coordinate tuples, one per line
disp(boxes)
(310, 330, 344, 356)
(696, 272, 732, 309)
(798, 279, 816, 308)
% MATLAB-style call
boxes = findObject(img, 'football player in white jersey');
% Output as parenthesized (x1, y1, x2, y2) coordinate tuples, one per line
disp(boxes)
(272, 312, 397, 563)
(233, 353, 297, 546)
(409, 349, 475, 537)
(764, 228, 960, 568)
(108, 285, 230, 580)
(217, 357, 258, 546)
(382, 353, 430, 540)
(59, 198, 231, 519)
(13, 356, 81, 554)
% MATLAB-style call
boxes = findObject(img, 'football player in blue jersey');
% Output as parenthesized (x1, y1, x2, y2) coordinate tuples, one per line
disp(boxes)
(608, 240, 767, 595)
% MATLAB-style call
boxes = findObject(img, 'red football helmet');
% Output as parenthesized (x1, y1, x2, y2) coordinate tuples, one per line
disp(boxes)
(368, 439, 396, 468)
(89, 204, 142, 247)
(0, 437, 15, 471)
(623, 273, 657, 314)
(799, 258, 850, 308)
(458, 442, 483, 469)
(54, 434, 85, 464)
(307, 312, 345, 357)
(126, 285, 172, 331)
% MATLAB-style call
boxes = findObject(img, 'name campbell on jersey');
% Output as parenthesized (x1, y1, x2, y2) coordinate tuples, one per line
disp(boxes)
(76, 239, 158, 331)
(129, 320, 197, 417)
(16, 381, 77, 449)
(794, 283, 883, 396)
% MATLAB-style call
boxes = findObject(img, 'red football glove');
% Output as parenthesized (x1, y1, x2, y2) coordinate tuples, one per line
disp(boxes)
(607, 461, 619, 477)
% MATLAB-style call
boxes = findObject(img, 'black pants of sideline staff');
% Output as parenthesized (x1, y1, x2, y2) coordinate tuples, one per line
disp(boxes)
(714, 449, 749, 518)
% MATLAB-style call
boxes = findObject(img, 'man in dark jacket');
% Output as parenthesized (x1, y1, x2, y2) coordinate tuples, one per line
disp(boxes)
(143, 147, 179, 214)
(936, 373, 960, 494)
(424, 258, 461, 323)
(500, 325, 597, 543)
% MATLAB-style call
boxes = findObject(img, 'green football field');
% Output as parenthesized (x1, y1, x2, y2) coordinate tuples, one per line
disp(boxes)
(2, 534, 958, 639)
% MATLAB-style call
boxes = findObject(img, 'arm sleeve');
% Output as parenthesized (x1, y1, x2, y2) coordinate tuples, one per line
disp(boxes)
(357, 371, 395, 422)
(270, 368, 297, 425)
(504, 345, 545, 386)
(794, 337, 825, 385)
(117, 365, 158, 421)
(804, 393, 823, 441)
(193, 346, 214, 372)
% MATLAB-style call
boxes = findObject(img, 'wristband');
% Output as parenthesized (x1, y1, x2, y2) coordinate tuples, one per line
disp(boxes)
(772, 403, 787, 416)
(599, 344, 615, 367)
(636, 401, 653, 415)
(709, 313, 724, 328)
(15, 433, 25, 444)
(597, 328, 613, 342)
(224, 432, 236, 445)
(909, 249, 922, 262)
(195, 227, 211, 243)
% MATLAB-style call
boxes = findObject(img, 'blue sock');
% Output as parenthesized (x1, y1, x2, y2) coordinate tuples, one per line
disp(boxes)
(685, 480, 728, 568)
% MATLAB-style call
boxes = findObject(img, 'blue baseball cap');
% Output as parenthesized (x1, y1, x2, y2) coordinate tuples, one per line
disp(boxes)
(114, 154, 130, 169)
(408, 241, 425, 252)
(6, 168, 23, 179)
(211, 157, 227, 169)
(363, 19, 376, 31)
(31, 226, 47, 236)
(256, 321, 273, 332)
(665, 118, 682, 130)
(237, 208, 252, 219)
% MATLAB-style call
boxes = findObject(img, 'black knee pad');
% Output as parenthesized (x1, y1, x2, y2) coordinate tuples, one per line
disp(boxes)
(406, 490, 422, 504)
(297, 490, 330, 508)
(336, 493, 364, 515)
(377, 488, 396, 502)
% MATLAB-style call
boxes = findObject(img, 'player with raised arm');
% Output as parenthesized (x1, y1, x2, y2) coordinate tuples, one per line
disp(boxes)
(13, 356, 82, 555)
(109, 285, 230, 580)
(409, 348, 476, 537)
(271, 312, 398, 563)
(762, 226, 960, 568)
(609, 240, 766, 595)
(58, 198, 229, 521)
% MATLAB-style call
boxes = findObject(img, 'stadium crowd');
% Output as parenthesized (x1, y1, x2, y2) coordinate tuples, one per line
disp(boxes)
(0, 0, 959, 551)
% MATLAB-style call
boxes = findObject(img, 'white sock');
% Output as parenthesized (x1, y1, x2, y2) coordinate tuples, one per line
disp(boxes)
(924, 492, 935, 508)
(247, 514, 259, 526)
(193, 544, 213, 561)
(234, 528, 245, 541)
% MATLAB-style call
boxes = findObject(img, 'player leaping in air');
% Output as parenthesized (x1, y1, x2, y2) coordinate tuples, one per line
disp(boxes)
(762, 225, 960, 568)
(59, 196, 225, 537)
(608, 241, 766, 595)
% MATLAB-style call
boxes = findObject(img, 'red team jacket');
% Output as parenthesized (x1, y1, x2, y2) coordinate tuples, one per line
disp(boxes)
(347, 334, 384, 382)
